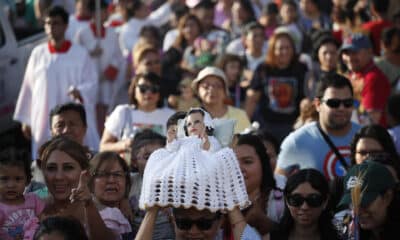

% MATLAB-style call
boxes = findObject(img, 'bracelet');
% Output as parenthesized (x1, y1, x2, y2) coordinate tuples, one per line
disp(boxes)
(231, 218, 246, 228)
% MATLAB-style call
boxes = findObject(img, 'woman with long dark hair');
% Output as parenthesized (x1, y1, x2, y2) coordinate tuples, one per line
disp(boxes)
(268, 169, 340, 240)
(233, 134, 283, 238)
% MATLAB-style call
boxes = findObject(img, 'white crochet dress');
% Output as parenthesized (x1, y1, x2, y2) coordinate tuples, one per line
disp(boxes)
(139, 136, 250, 212)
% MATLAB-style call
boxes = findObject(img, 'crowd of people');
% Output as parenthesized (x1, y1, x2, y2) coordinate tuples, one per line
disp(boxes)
(2, 0, 400, 239)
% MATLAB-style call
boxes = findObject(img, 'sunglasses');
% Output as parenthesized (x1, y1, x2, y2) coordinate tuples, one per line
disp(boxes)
(321, 98, 354, 108)
(286, 193, 324, 208)
(137, 84, 160, 94)
(175, 216, 219, 231)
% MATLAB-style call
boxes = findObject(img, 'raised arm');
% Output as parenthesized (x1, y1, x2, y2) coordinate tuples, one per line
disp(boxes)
(135, 207, 160, 240)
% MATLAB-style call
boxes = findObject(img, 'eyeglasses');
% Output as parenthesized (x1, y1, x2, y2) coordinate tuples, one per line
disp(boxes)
(137, 84, 160, 94)
(321, 98, 354, 108)
(199, 81, 224, 90)
(286, 193, 324, 208)
(94, 171, 127, 180)
(175, 216, 219, 231)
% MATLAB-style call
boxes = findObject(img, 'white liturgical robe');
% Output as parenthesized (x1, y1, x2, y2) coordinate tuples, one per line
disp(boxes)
(13, 42, 100, 159)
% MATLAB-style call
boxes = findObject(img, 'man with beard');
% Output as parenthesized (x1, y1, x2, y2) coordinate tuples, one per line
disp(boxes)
(275, 74, 360, 180)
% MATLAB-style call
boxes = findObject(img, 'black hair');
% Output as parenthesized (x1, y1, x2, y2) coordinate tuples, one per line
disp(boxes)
(44, 5, 69, 24)
(171, 3, 189, 19)
(128, 72, 164, 108)
(184, 108, 214, 136)
(242, 21, 265, 36)
(88, 0, 108, 12)
(262, 2, 279, 15)
(371, 0, 389, 15)
(167, 111, 187, 129)
(387, 93, 400, 125)
(89, 151, 132, 197)
(140, 25, 161, 42)
(49, 102, 87, 127)
(233, 0, 256, 23)
(193, 0, 216, 10)
(315, 73, 353, 99)
(126, 0, 144, 17)
(33, 216, 89, 240)
(276, 169, 340, 240)
(381, 27, 400, 54)
(235, 134, 277, 193)
(0, 147, 32, 184)
(350, 124, 400, 166)
(253, 129, 281, 155)
(311, 30, 339, 61)
(131, 129, 166, 155)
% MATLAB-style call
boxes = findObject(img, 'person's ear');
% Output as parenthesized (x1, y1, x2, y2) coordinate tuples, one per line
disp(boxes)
(314, 97, 322, 112)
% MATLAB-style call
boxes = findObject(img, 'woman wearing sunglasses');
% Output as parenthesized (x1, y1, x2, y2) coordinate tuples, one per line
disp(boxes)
(100, 72, 175, 156)
(267, 169, 340, 240)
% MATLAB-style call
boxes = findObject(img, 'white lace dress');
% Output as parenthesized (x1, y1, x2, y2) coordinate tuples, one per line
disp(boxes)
(139, 136, 250, 212)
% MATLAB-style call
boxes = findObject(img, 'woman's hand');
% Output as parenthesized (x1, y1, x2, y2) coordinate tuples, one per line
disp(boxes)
(70, 170, 92, 206)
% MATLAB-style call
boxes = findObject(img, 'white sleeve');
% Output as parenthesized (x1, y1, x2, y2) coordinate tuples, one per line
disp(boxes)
(75, 52, 98, 105)
(146, 2, 172, 27)
(104, 105, 127, 139)
(13, 48, 37, 125)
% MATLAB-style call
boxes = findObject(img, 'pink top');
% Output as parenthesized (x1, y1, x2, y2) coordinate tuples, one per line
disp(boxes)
(100, 207, 132, 240)
(0, 193, 45, 240)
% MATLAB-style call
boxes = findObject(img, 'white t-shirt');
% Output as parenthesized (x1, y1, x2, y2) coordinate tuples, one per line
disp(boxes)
(105, 104, 175, 139)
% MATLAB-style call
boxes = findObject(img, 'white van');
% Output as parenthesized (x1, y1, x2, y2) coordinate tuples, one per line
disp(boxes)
(0, 6, 46, 136)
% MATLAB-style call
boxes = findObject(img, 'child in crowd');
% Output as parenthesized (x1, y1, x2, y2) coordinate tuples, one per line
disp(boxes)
(128, 130, 174, 239)
(0, 148, 45, 240)
(33, 216, 88, 240)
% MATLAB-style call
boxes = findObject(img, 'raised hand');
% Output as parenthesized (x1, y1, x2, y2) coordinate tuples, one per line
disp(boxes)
(70, 170, 92, 205)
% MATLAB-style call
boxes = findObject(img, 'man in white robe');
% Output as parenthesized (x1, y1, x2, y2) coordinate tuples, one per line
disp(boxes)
(13, 6, 99, 159)
(65, 0, 91, 41)
(75, 0, 125, 132)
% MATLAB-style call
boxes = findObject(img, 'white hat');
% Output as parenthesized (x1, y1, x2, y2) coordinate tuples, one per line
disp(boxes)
(192, 66, 230, 96)
(139, 137, 250, 212)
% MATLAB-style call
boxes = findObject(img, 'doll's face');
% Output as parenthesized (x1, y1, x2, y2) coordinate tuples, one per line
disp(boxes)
(186, 112, 206, 136)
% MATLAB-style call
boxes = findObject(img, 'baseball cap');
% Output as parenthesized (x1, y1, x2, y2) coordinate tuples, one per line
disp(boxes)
(339, 160, 396, 208)
(340, 33, 372, 53)
(192, 66, 229, 95)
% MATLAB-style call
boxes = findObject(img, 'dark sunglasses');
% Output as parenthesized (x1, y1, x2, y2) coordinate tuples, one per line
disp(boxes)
(286, 193, 324, 208)
(137, 84, 160, 94)
(175, 216, 219, 231)
(321, 98, 354, 108)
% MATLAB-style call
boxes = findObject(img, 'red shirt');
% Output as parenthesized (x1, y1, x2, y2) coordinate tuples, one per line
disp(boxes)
(362, 20, 393, 56)
(350, 61, 391, 126)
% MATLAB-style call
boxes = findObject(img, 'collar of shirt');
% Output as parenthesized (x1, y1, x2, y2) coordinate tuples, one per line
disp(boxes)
(75, 14, 91, 21)
(48, 40, 72, 54)
(90, 22, 106, 38)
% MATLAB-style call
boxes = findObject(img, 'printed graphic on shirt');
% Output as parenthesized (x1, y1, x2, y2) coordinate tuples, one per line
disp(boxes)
(323, 146, 351, 180)
(264, 76, 298, 113)
(2, 209, 36, 239)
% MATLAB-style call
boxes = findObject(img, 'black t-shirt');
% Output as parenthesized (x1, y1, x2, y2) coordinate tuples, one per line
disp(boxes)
(250, 61, 308, 123)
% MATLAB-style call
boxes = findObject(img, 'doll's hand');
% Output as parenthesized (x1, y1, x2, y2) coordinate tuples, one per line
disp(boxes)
(200, 130, 210, 150)
(70, 170, 92, 206)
